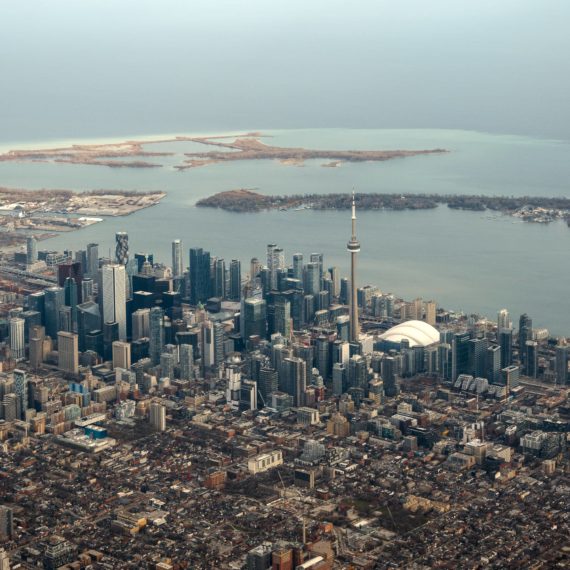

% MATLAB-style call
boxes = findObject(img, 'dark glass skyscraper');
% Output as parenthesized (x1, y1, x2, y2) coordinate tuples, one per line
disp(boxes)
(229, 259, 241, 301)
(244, 298, 267, 340)
(77, 301, 101, 352)
(486, 344, 501, 384)
(555, 342, 568, 385)
(64, 277, 78, 332)
(44, 286, 64, 339)
(292, 253, 304, 281)
(86, 243, 99, 278)
(28, 291, 45, 325)
(149, 307, 165, 365)
(382, 355, 399, 397)
(499, 328, 513, 369)
(57, 261, 83, 303)
(339, 277, 349, 306)
(303, 294, 315, 325)
(289, 289, 304, 331)
(273, 297, 291, 338)
(189, 247, 211, 305)
(315, 335, 330, 381)
(135, 252, 153, 272)
(518, 314, 532, 366)
(452, 331, 471, 381)
(328, 266, 339, 298)
(437, 343, 451, 380)
(213, 258, 226, 299)
(281, 356, 306, 406)
(75, 249, 87, 275)
(469, 337, 488, 378)
(85, 330, 104, 357)
(103, 321, 119, 361)
(525, 340, 538, 378)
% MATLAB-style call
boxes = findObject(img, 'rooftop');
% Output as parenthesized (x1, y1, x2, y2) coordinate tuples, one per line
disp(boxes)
(378, 320, 440, 347)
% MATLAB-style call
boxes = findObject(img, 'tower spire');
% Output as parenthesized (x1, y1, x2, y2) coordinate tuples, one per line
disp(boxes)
(351, 189, 357, 240)
(347, 190, 361, 342)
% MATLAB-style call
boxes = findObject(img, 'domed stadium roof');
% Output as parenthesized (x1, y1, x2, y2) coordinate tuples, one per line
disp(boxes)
(378, 320, 439, 347)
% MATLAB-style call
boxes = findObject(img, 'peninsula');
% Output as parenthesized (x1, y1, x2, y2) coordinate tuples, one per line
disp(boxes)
(0, 188, 166, 247)
(0, 187, 166, 216)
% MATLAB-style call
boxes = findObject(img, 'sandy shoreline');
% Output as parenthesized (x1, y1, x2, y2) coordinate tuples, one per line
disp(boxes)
(0, 132, 447, 171)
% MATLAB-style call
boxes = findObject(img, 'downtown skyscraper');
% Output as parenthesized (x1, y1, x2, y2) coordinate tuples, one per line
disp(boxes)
(229, 259, 241, 301)
(102, 264, 127, 340)
(189, 247, 211, 305)
(86, 243, 99, 278)
(266, 244, 284, 292)
(115, 232, 129, 265)
(172, 239, 183, 277)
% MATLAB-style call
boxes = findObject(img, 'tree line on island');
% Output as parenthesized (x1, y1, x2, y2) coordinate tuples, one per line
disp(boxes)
(196, 189, 570, 216)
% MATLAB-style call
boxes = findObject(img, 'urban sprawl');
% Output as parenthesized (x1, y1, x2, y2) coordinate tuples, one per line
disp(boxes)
(0, 202, 569, 569)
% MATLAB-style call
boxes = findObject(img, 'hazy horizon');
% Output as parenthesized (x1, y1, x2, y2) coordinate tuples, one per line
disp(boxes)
(2, 0, 570, 143)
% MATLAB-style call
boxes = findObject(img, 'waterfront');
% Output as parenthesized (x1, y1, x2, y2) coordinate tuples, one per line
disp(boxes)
(1, 128, 569, 334)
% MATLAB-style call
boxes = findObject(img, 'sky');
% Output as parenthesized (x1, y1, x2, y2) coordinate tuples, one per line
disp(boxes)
(1, 0, 569, 142)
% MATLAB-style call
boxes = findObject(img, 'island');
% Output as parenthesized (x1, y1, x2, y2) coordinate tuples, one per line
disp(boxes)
(196, 189, 570, 224)
(0, 141, 171, 168)
(0, 133, 448, 170)
(176, 136, 448, 169)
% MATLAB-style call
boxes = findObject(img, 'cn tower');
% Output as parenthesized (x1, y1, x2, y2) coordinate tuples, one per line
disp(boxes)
(347, 191, 360, 342)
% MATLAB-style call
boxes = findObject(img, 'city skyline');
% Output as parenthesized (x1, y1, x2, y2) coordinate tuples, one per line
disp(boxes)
(0, 217, 568, 568)
(0, 1, 569, 568)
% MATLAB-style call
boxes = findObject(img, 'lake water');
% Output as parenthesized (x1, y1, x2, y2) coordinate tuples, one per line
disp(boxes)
(1, 128, 569, 335)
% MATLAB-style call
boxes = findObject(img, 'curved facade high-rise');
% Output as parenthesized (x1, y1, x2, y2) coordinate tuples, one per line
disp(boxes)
(115, 232, 129, 265)
(347, 192, 360, 342)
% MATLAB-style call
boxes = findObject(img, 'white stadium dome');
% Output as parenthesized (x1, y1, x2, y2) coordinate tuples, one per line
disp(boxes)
(378, 320, 440, 348)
